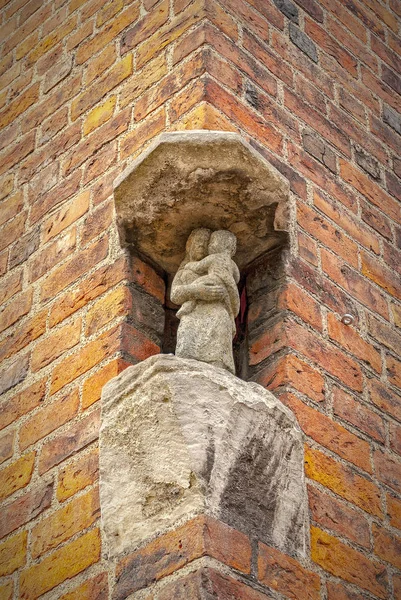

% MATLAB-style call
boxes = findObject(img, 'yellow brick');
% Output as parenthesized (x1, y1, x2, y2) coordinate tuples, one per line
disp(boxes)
(26, 16, 77, 67)
(172, 102, 238, 131)
(0, 453, 35, 501)
(97, 0, 124, 27)
(0, 580, 13, 600)
(120, 52, 167, 109)
(72, 55, 131, 120)
(19, 528, 101, 600)
(16, 31, 39, 60)
(57, 448, 98, 502)
(0, 83, 39, 130)
(83, 96, 116, 135)
(0, 531, 27, 577)
(31, 488, 100, 558)
(85, 44, 116, 85)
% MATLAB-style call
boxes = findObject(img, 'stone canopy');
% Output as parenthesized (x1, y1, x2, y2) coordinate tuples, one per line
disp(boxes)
(114, 131, 290, 274)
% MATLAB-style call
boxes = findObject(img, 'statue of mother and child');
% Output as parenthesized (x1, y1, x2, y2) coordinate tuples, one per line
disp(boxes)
(170, 228, 240, 375)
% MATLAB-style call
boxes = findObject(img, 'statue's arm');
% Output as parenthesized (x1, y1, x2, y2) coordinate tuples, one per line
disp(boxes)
(171, 277, 226, 304)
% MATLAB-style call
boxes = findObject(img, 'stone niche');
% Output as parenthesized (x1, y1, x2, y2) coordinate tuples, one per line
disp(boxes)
(113, 130, 290, 275)
(101, 131, 308, 563)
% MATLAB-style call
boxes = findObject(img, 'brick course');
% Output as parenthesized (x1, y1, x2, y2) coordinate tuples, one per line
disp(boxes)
(0, 0, 400, 597)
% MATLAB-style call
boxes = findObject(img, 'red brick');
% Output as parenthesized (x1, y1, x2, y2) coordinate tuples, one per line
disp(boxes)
(255, 353, 325, 403)
(83, 140, 118, 185)
(57, 447, 99, 502)
(0, 481, 53, 540)
(114, 516, 251, 598)
(387, 493, 401, 530)
(321, 249, 389, 319)
(390, 422, 401, 456)
(311, 527, 387, 598)
(258, 541, 320, 600)
(372, 523, 401, 570)
(327, 312, 382, 374)
(298, 231, 319, 266)
(242, 29, 293, 87)
(49, 257, 128, 327)
(0, 380, 45, 431)
(39, 408, 100, 474)
(0, 354, 30, 396)
(278, 282, 322, 331)
(39, 107, 69, 146)
(361, 201, 392, 241)
(29, 229, 77, 284)
(0, 429, 14, 465)
(121, 0, 169, 52)
(368, 314, 401, 356)
(362, 251, 401, 300)
(0, 82, 39, 130)
(308, 485, 370, 548)
(368, 377, 401, 421)
(328, 16, 378, 73)
(40, 235, 109, 303)
(305, 19, 357, 77)
(0, 269, 22, 306)
(121, 323, 161, 362)
(283, 393, 371, 472)
(374, 449, 401, 495)
(387, 353, 401, 389)
(305, 446, 382, 516)
(298, 201, 359, 267)
(121, 107, 166, 159)
(333, 387, 385, 443)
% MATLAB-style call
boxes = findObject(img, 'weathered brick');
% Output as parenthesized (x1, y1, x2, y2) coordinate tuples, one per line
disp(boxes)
(85, 43, 117, 85)
(31, 487, 100, 558)
(57, 447, 99, 502)
(20, 388, 80, 452)
(19, 528, 101, 600)
(0, 270, 22, 306)
(9, 226, 40, 269)
(387, 493, 401, 530)
(0, 191, 23, 228)
(311, 527, 387, 598)
(121, 0, 169, 52)
(41, 236, 108, 303)
(114, 516, 251, 598)
(374, 449, 401, 495)
(368, 377, 401, 421)
(308, 485, 370, 547)
(25, 16, 78, 68)
(280, 282, 322, 330)
(321, 249, 389, 319)
(83, 140, 118, 185)
(121, 107, 166, 159)
(298, 202, 358, 267)
(255, 353, 325, 402)
(0, 82, 39, 130)
(368, 314, 401, 356)
(0, 211, 26, 254)
(39, 409, 100, 474)
(72, 55, 132, 121)
(0, 429, 14, 465)
(97, 0, 124, 26)
(59, 572, 108, 600)
(49, 257, 128, 327)
(0, 581, 13, 600)
(76, 4, 140, 64)
(0, 354, 30, 396)
(66, 18, 93, 51)
(44, 56, 73, 94)
(372, 523, 401, 569)
(387, 354, 401, 389)
(0, 452, 35, 501)
(305, 446, 382, 516)
(258, 541, 320, 600)
(307, 19, 357, 76)
(0, 531, 27, 577)
(0, 380, 45, 432)
(0, 481, 53, 540)
(62, 108, 130, 177)
(289, 23, 317, 63)
(29, 169, 82, 225)
(82, 358, 130, 409)
(29, 229, 77, 284)
(362, 251, 401, 300)
(285, 393, 371, 472)
(43, 190, 90, 242)
(333, 387, 385, 443)
(0, 309, 47, 365)
(85, 286, 130, 337)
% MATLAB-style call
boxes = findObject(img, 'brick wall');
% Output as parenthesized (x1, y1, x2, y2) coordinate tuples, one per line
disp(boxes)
(0, 0, 400, 598)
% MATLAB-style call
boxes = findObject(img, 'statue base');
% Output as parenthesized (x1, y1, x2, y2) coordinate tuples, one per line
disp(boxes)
(99, 354, 308, 559)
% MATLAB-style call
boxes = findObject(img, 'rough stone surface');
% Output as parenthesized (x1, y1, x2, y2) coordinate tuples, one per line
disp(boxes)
(113, 131, 289, 274)
(274, 0, 299, 23)
(100, 354, 308, 559)
(171, 229, 240, 374)
(383, 105, 401, 136)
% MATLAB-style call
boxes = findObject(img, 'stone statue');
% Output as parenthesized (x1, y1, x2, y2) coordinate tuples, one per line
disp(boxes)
(170, 228, 240, 373)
